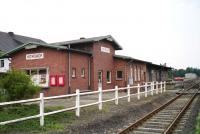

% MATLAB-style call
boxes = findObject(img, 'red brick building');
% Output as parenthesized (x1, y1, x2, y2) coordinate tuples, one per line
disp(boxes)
(3, 35, 171, 96)
(114, 55, 149, 87)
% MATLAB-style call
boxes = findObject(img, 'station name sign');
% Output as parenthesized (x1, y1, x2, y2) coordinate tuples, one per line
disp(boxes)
(26, 53, 44, 60)
(101, 46, 110, 53)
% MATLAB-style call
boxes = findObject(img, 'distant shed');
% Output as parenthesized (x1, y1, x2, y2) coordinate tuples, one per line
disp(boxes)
(185, 73, 198, 79)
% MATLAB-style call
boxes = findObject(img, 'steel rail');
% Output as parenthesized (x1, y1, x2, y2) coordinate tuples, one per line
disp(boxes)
(118, 81, 199, 134)
(164, 90, 198, 134)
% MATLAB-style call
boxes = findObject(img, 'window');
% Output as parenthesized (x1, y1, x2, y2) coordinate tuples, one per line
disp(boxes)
(25, 70, 30, 75)
(134, 66, 137, 81)
(116, 71, 123, 80)
(0, 60, 4, 68)
(98, 71, 103, 84)
(81, 68, 85, 78)
(141, 68, 144, 80)
(72, 68, 76, 78)
(138, 67, 141, 81)
(106, 71, 111, 83)
(130, 66, 133, 78)
(24, 68, 49, 87)
(39, 69, 47, 85)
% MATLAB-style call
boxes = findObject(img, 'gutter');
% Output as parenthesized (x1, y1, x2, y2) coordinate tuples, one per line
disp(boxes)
(88, 56, 91, 89)
(68, 45, 71, 94)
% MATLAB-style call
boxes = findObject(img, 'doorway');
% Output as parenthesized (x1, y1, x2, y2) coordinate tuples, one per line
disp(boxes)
(98, 70, 103, 88)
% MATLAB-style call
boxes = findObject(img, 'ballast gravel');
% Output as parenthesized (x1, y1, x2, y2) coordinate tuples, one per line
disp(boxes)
(56, 91, 177, 134)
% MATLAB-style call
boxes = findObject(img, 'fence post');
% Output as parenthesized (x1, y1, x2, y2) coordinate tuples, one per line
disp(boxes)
(40, 93, 44, 126)
(115, 86, 119, 105)
(164, 81, 166, 92)
(151, 82, 154, 96)
(76, 89, 80, 117)
(145, 82, 148, 97)
(156, 81, 159, 94)
(127, 85, 130, 102)
(137, 84, 140, 100)
(160, 81, 163, 93)
(98, 86, 102, 110)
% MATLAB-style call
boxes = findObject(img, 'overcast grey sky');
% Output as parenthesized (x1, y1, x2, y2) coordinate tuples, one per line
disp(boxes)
(0, 0, 199, 69)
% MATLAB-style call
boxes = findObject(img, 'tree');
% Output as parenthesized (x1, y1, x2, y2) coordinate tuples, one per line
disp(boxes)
(172, 67, 200, 77)
(0, 50, 4, 57)
(0, 70, 40, 101)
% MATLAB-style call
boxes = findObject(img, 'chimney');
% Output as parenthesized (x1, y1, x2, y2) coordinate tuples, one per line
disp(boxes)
(80, 37, 85, 39)
(8, 32, 14, 36)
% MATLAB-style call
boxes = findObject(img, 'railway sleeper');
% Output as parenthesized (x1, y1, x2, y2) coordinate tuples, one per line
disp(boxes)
(149, 118, 174, 122)
(131, 131, 161, 134)
(141, 123, 168, 128)
(155, 113, 179, 116)
(146, 121, 170, 125)
(134, 127, 164, 133)
(151, 116, 176, 120)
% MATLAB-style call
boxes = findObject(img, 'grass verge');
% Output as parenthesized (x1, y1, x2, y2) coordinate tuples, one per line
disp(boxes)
(195, 113, 200, 134)
(0, 104, 75, 134)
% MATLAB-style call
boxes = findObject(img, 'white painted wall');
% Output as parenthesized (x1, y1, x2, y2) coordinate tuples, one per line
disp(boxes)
(185, 73, 197, 79)
(0, 58, 10, 73)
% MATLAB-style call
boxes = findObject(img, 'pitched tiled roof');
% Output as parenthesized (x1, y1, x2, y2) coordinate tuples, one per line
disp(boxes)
(114, 54, 172, 70)
(114, 54, 151, 64)
(2, 42, 92, 58)
(0, 31, 46, 52)
(147, 63, 172, 70)
(50, 35, 123, 50)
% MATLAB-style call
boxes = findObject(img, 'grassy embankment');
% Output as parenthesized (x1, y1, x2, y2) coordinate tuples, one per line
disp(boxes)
(195, 113, 200, 134)
(0, 104, 75, 133)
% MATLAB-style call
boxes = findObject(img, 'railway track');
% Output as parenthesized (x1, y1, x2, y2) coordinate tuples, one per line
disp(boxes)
(118, 81, 200, 134)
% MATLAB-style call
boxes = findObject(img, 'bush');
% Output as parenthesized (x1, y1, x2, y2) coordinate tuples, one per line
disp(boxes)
(196, 113, 200, 134)
(0, 70, 40, 101)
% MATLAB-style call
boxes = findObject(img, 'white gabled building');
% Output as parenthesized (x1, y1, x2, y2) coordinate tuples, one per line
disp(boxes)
(185, 73, 198, 79)
(0, 58, 10, 73)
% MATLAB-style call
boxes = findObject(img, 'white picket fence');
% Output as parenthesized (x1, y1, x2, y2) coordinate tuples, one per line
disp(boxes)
(0, 81, 166, 126)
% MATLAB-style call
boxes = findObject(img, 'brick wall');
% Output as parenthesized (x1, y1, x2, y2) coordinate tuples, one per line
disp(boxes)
(114, 58, 128, 87)
(70, 52, 90, 93)
(114, 59, 148, 87)
(131, 62, 147, 85)
(91, 41, 115, 90)
(11, 47, 68, 97)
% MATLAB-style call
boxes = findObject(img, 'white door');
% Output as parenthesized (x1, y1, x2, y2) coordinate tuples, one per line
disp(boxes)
(98, 71, 103, 88)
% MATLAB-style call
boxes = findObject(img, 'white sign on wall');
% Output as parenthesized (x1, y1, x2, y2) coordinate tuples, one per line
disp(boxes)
(101, 46, 110, 53)
(26, 53, 44, 60)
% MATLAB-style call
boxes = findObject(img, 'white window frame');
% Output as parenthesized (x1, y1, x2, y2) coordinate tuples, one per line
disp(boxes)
(23, 67, 49, 88)
(72, 68, 76, 78)
(81, 68, 85, 78)
(0, 59, 4, 68)
(106, 71, 112, 83)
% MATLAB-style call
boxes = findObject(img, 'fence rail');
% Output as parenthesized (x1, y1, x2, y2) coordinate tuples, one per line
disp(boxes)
(0, 81, 166, 126)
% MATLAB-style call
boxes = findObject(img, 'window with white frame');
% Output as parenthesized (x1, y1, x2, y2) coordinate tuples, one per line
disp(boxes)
(0, 60, 4, 68)
(116, 70, 123, 80)
(134, 66, 137, 81)
(106, 71, 111, 83)
(81, 68, 85, 78)
(24, 68, 49, 88)
(72, 68, 76, 78)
